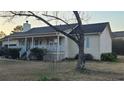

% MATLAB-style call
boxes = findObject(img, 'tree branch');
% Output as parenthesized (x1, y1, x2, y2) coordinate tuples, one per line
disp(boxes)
(9, 11, 78, 43)
(42, 13, 79, 32)
(73, 11, 82, 25)
(42, 14, 69, 25)
(10, 11, 34, 17)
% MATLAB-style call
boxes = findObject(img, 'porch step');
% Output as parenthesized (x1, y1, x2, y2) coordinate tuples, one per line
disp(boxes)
(20, 51, 27, 60)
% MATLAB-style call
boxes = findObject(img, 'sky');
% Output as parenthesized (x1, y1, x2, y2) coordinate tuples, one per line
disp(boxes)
(0, 11, 124, 35)
(88, 11, 124, 32)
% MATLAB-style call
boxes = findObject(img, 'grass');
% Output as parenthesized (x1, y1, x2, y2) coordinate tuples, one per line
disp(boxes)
(0, 57, 124, 80)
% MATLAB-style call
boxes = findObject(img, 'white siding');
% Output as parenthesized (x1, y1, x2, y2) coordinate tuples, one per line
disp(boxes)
(84, 35, 100, 60)
(66, 26, 112, 60)
(66, 34, 101, 60)
(65, 37, 78, 58)
(100, 26, 112, 55)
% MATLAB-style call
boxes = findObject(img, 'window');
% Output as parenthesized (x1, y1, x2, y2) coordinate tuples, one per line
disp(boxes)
(39, 40, 42, 45)
(4, 44, 8, 48)
(9, 44, 16, 46)
(86, 37, 90, 48)
(35, 40, 38, 45)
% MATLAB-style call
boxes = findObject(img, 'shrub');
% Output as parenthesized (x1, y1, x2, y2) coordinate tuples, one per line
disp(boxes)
(0, 48, 21, 59)
(101, 53, 117, 62)
(75, 54, 78, 59)
(75, 53, 93, 60)
(85, 54, 93, 60)
(0, 47, 6, 56)
(3, 48, 10, 58)
(30, 48, 47, 60)
(8, 48, 21, 59)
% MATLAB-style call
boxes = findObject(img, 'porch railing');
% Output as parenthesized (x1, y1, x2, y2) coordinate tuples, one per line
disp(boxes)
(34, 45, 64, 52)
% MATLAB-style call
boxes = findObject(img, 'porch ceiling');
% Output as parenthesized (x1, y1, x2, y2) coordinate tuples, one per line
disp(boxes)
(8, 33, 60, 39)
(7, 34, 65, 41)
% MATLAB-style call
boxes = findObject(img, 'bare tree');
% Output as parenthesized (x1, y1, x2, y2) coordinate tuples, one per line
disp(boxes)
(0, 11, 86, 70)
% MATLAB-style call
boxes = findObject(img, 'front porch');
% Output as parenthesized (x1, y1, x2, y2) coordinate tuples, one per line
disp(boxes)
(17, 35, 65, 61)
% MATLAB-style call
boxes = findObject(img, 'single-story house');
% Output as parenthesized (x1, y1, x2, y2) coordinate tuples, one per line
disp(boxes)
(2, 21, 112, 61)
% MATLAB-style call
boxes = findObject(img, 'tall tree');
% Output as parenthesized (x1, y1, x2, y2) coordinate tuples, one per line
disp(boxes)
(12, 25, 23, 33)
(0, 11, 86, 70)
(0, 31, 6, 38)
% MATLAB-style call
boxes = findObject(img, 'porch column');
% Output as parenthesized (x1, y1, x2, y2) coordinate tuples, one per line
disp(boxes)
(7, 37, 10, 48)
(57, 35, 60, 61)
(24, 37, 27, 51)
(64, 36, 68, 58)
(31, 37, 34, 48)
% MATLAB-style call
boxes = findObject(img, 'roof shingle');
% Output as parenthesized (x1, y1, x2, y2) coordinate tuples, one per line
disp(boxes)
(10, 22, 109, 37)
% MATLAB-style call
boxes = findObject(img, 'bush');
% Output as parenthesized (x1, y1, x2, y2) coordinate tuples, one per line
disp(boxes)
(3, 48, 10, 58)
(75, 54, 78, 59)
(30, 48, 47, 60)
(0, 47, 7, 56)
(75, 53, 93, 60)
(101, 53, 117, 62)
(8, 48, 21, 59)
(0, 48, 21, 59)
(85, 54, 93, 60)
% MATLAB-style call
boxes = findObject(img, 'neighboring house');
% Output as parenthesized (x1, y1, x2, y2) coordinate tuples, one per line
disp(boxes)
(2, 21, 112, 61)
(112, 31, 124, 40)
(112, 31, 124, 55)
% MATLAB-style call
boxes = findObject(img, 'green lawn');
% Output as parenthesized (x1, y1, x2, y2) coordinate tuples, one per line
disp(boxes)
(0, 58, 124, 81)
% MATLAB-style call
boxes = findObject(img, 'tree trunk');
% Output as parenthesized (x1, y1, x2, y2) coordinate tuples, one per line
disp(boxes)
(73, 11, 85, 70)
(76, 42, 85, 70)
(76, 27, 85, 70)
